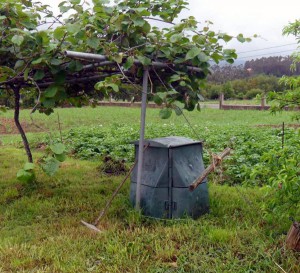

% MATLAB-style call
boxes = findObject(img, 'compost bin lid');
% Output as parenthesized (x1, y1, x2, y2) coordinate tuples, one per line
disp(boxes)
(133, 136, 203, 148)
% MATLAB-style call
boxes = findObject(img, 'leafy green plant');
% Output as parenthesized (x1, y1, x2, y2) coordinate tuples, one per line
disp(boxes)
(247, 142, 300, 217)
(17, 162, 35, 183)
(40, 142, 67, 177)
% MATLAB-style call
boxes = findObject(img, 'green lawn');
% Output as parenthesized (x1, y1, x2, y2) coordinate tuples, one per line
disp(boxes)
(0, 106, 294, 144)
(0, 107, 299, 272)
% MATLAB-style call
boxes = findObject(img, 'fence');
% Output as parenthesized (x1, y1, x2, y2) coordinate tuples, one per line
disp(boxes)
(219, 93, 270, 110)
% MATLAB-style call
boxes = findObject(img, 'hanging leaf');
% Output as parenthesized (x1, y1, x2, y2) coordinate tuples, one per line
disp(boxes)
(68, 60, 83, 72)
(159, 108, 172, 119)
(42, 157, 60, 176)
(237, 34, 246, 43)
(55, 153, 67, 162)
(170, 34, 182, 43)
(44, 86, 58, 98)
(133, 17, 145, 27)
(22, 67, 29, 81)
(153, 94, 163, 105)
(14, 60, 25, 70)
(33, 70, 45, 81)
(137, 56, 151, 66)
(24, 162, 35, 171)
(87, 37, 100, 49)
(185, 47, 202, 60)
(174, 106, 183, 116)
(50, 143, 66, 155)
(112, 53, 123, 64)
(220, 34, 232, 42)
(107, 84, 119, 92)
(31, 58, 44, 65)
(54, 27, 66, 40)
(197, 52, 210, 62)
(17, 169, 34, 182)
(11, 35, 24, 46)
(123, 57, 134, 70)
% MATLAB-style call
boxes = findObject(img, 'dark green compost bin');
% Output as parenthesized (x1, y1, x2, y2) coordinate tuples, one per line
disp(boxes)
(130, 136, 209, 219)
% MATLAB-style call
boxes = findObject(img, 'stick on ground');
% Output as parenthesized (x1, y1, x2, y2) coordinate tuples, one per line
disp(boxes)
(81, 145, 149, 232)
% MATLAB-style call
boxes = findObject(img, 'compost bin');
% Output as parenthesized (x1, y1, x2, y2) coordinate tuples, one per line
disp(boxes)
(130, 136, 209, 219)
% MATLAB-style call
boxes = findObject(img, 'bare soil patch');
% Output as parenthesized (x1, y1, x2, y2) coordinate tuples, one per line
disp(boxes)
(0, 117, 43, 135)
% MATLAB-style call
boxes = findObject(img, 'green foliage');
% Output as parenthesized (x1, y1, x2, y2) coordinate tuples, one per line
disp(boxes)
(41, 157, 61, 177)
(17, 162, 35, 183)
(40, 142, 67, 176)
(269, 19, 300, 117)
(244, 88, 263, 99)
(283, 19, 300, 70)
(248, 145, 300, 216)
(269, 76, 300, 118)
(159, 108, 173, 119)
(205, 74, 283, 100)
(0, 0, 248, 115)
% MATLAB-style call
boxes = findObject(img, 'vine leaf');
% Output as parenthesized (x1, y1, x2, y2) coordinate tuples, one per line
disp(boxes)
(42, 157, 60, 176)
(17, 169, 34, 182)
(185, 47, 202, 60)
(11, 35, 24, 46)
(24, 162, 35, 171)
(159, 108, 172, 119)
(50, 143, 66, 155)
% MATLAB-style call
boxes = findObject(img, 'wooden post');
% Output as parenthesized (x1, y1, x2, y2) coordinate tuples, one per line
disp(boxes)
(286, 221, 300, 251)
(219, 93, 224, 110)
(189, 147, 231, 191)
(261, 94, 266, 109)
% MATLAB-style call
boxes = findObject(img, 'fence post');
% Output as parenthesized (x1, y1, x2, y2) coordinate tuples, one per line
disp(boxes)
(219, 93, 224, 109)
(261, 94, 266, 110)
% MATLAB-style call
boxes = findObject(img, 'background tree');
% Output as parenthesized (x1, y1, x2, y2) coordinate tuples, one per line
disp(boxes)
(268, 19, 300, 114)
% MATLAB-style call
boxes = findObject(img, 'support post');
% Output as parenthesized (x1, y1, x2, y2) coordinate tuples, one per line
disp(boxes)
(261, 94, 266, 109)
(136, 67, 149, 209)
(219, 93, 224, 109)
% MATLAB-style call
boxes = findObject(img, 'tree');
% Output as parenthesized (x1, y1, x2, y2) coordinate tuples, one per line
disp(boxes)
(265, 19, 300, 214)
(0, 0, 247, 178)
(268, 19, 300, 114)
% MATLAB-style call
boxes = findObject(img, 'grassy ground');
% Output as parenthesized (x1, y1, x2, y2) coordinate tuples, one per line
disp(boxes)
(0, 106, 294, 133)
(0, 107, 299, 272)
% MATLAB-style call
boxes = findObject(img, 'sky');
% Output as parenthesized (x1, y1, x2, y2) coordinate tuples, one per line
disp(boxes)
(41, 0, 300, 62)
(185, 0, 300, 62)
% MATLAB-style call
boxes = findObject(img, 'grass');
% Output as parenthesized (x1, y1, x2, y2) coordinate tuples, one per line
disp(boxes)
(0, 106, 294, 140)
(1, 148, 299, 272)
(0, 107, 299, 272)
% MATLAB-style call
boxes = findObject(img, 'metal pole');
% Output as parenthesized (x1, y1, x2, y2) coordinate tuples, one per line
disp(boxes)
(65, 50, 203, 73)
(136, 67, 149, 209)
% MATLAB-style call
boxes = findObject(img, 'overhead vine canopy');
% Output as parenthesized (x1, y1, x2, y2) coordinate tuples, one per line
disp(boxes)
(0, 0, 248, 115)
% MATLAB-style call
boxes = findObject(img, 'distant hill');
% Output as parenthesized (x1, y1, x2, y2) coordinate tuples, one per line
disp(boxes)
(209, 55, 300, 83)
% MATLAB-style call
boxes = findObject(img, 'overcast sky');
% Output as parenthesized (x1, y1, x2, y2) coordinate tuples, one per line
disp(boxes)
(42, 0, 300, 61)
